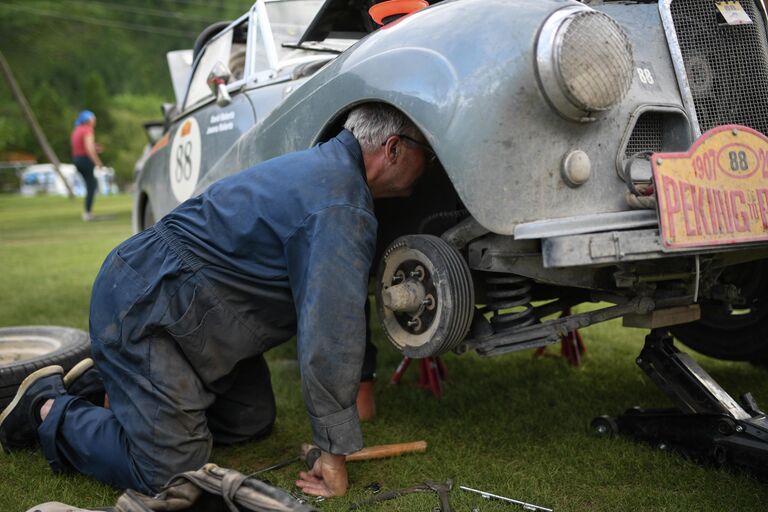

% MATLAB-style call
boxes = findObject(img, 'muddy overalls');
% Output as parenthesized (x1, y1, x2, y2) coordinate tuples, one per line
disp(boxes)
(37, 130, 377, 493)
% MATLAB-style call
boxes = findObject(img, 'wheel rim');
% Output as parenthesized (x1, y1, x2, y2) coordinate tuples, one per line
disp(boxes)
(699, 300, 768, 330)
(699, 260, 768, 331)
(0, 335, 64, 365)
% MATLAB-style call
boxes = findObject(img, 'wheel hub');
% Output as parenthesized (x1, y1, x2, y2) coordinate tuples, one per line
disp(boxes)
(382, 260, 437, 335)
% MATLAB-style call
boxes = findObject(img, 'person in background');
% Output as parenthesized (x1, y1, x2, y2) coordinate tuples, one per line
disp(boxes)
(71, 110, 103, 221)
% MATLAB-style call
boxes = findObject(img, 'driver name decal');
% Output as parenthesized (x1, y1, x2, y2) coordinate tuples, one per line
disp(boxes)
(169, 118, 202, 202)
(206, 111, 236, 135)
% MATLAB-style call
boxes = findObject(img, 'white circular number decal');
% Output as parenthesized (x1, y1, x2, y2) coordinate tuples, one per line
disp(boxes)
(169, 118, 201, 202)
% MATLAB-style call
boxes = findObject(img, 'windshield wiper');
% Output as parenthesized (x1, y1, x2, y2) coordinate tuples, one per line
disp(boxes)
(282, 43, 342, 54)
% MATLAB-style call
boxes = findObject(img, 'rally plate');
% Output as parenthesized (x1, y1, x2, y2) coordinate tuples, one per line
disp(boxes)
(652, 125, 768, 251)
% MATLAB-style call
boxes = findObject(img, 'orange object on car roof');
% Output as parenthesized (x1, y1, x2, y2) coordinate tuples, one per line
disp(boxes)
(369, 0, 429, 26)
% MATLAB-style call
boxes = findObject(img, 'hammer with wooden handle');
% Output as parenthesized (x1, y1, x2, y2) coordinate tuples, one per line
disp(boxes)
(251, 440, 428, 475)
(302, 440, 428, 469)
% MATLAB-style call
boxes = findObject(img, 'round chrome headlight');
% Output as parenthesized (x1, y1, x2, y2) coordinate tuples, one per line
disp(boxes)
(536, 6, 634, 122)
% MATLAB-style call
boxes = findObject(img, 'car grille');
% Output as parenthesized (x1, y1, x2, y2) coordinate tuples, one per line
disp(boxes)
(669, 0, 768, 136)
(625, 112, 664, 158)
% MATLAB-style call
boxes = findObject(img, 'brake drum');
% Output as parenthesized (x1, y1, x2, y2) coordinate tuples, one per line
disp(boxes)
(376, 235, 475, 358)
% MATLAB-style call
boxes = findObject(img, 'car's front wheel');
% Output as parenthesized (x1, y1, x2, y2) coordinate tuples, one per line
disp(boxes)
(671, 260, 768, 362)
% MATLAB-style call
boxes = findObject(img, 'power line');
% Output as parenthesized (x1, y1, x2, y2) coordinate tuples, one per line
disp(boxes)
(0, 3, 200, 38)
(159, 0, 236, 7)
(59, 0, 220, 23)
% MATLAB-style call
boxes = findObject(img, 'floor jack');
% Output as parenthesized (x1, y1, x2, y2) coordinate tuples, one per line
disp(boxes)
(593, 328, 768, 476)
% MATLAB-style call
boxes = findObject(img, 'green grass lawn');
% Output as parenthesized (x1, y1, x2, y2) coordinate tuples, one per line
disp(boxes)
(1, 194, 767, 511)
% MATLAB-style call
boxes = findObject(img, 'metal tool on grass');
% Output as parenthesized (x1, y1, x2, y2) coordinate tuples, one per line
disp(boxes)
(253, 440, 428, 475)
(349, 479, 454, 512)
(460, 485, 553, 512)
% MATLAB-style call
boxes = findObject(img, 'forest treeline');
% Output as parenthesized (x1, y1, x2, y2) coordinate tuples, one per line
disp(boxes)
(0, 0, 251, 186)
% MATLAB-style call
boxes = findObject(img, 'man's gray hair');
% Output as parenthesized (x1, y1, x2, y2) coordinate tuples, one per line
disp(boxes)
(344, 103, 418, 152)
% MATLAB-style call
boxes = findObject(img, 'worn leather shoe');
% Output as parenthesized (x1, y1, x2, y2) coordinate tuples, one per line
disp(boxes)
(356, 380, 376, 422)
(0, 365, 66, 452)
(64, 358, 106, 406)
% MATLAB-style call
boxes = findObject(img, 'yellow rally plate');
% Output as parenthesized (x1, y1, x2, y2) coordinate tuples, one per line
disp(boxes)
(652, 125, 768, 250)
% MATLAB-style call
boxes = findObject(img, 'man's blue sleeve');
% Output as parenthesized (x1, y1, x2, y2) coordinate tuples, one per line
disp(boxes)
(284, 205, 377, 455)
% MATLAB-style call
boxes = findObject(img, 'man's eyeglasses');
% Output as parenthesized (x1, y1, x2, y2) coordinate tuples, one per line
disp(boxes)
(383, 134, 438, 164)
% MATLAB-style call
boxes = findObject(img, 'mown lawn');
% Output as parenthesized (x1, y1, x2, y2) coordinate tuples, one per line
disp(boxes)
(1, 194, 767, 511)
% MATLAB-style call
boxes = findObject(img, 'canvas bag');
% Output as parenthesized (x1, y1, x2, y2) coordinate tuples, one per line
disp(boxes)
(25, 463, 317, 512)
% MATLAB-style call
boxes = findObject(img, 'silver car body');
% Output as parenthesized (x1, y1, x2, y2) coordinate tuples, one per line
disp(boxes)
(134, 0, 768, 360)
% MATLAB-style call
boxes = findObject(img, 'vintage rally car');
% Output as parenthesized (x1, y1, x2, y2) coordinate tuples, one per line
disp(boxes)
(134, 0, 768, 365)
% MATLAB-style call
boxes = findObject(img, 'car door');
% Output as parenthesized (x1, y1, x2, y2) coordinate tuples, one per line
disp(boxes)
(163, 13, 257, 210)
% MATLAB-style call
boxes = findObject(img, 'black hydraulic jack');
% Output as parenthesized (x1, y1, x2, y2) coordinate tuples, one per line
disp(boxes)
(593, 329, 768, 476)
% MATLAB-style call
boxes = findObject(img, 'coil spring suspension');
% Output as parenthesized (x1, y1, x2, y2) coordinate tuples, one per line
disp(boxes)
(483, 275, 535, 332)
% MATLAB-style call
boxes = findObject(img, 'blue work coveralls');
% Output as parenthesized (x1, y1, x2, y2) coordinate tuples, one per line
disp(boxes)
(37, 129, 377, 493)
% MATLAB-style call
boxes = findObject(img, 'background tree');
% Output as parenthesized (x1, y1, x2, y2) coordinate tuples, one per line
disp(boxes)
(28, 84, 73, 162)
(0, 0, 250, 188)
(82, 72, 113, 133)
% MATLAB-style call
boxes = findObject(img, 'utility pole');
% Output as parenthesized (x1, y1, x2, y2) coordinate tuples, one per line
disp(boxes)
(0, 49, 74, 198)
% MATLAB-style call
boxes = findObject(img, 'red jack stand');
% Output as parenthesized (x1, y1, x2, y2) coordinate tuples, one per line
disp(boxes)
(534, 307, 586, 366)
(390, 356, 447, 398)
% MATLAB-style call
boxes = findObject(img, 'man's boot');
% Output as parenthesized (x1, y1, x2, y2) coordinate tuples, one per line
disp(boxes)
(64, 358, 107, 406)
(0, 365, 66, 452)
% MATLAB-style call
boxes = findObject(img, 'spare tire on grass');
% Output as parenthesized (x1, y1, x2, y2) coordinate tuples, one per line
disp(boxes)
(0, 326, 91, 409)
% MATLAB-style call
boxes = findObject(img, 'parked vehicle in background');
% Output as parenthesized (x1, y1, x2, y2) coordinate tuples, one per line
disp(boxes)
(20, 163, 117, 197)
(133, 0, 768, 364)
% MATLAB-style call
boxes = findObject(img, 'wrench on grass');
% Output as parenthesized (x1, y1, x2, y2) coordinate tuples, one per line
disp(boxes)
(349, 479, 453, 511)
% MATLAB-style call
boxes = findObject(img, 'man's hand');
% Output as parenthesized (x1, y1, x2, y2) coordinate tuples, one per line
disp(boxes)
(295, 451, 348, 497)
